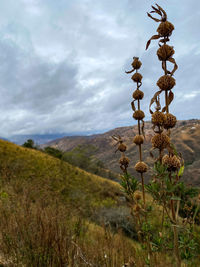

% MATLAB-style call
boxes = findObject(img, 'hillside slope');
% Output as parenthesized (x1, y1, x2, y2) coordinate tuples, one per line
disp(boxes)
(43, 119, 200, 186)
(0, 139, 124, 215)
(0, 140, 198, 266)
(0, 139, 147, 266)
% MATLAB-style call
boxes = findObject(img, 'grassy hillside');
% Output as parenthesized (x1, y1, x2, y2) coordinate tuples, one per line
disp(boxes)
(0, 139, 199, 266)
(0, 139, 137, 266)
(0, 139, 123, 212)
(1, 139, 168, 266)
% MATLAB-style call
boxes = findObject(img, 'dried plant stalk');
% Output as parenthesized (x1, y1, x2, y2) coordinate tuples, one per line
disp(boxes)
(146, 4, 182, 266)
(126, 57, 147, 206)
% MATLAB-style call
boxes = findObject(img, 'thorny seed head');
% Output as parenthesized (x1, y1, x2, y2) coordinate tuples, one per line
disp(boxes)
(157, 44, 174, 61)
(133, 110, 145, 120)
(164, 113, 177, 129)
(157, 21, 174, 37)
(118, 143, 127, 152)
(157, 75, 176, 91)
(132, 57, 142, 70)
(162, 154, 181, 171)
(151, 133, 170, 150)
(119, 156, 130, 168)
(131, 73, 143, 83)
(132, 89, 144, 100)
(133, 135, 144, 145)
(151, 111, 166, 127)
(134, 161, 148, 173)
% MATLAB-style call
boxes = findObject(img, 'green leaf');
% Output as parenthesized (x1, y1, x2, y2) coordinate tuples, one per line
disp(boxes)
(170, 196, 181, 201)
(178, 166, 184, 177)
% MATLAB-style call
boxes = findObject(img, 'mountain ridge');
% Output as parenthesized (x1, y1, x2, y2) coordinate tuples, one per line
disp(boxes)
(42, 119, 200, 186)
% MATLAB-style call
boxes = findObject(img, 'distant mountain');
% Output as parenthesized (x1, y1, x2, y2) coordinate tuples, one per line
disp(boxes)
(9, 134, 70, 145)
(8, 130, 102, 145)
(42, 119, 200, 186)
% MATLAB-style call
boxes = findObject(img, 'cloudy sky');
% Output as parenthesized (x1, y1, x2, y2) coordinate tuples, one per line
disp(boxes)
(0, 0, 199, 137)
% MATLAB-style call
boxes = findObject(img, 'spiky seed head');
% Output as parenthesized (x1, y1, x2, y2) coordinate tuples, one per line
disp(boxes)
(151, 111, 166, 126)
(164, 113, 177, 129)
(133, 204, 141, 213)
(132, 57, 142, 70)
(134, 192, 142, 201)
(131, 73, 143, 83)
(162, 154, 181, 171)
(134, 161, 148, 173)
(157, 21, 174, 37)
(118, 143, 127, 152)
(133, 110, 145, 120)
(157, 44, 174, 61)
(157, 75, 176, 91)
(133, 135, 144, 145)
(132, 89, 144, 100)
(151, 133, 170, 150)
(119, 156, 130, 167)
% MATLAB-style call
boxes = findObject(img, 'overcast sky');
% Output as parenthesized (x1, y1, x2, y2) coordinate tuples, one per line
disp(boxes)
(0, 0, 199, 137)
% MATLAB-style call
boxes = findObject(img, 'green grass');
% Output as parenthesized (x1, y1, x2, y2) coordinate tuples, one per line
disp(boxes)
(0, 139, 122, 214)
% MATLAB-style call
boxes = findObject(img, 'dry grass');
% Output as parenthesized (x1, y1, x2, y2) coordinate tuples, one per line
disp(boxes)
(0, 139, 179, 266)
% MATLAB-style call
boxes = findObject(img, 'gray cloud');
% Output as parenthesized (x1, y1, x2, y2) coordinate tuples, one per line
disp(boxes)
(0, 0, 199, 137)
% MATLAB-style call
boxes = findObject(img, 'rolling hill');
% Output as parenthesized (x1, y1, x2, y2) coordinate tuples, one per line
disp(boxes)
(0, 139, 143, 266)
(43, 119, 200, 186)
(0, 139, 125, 215)
(0, 137, 199, 266)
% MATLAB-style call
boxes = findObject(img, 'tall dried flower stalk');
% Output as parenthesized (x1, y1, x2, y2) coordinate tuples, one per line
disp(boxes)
(111, 135, 133, 197)
(126, 57, 147, 206)
(146, 4, 182, 266)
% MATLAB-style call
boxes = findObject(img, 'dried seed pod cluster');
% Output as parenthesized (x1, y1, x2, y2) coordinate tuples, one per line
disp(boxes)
(133, 135, 144, 145)
(151, 133, 170, 150)
(126, 57, 147, 204)
(157, 44, 174, 61)
(135, 161, 148, 173)
(112, 135, 130, 173)
(162, 154, 181, 171)
(146, 4, 180, 169)
(157, 75, 176, 91)
(151, 111, 166, 127)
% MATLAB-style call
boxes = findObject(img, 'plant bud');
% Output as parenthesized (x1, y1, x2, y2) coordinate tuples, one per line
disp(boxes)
(151, 133, 170, 150)
(151, 111, 166, 126)
(134, 161, 148, 173)
(132, 57, 142, 70)
(133, 135, 144, 145)
(132, 89, 144, 100)
(157, 75, 176, 91)
(162, 154, 181, 171)
(119, 156, 130, 167)
(118, 143, 127, 152)
(157, 21, 174, 37)
(164, 113, 177, 129)
(133, 110, 145, 120)
(131, 73, 143, 83)
(157, 44, 174, 61)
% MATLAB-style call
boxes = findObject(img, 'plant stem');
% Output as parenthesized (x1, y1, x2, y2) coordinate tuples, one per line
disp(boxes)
(163, 38, 181, 266)
(173, 225, 181, 267)
(141, 173, 146, 206)
(136, 77, 146, 207)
